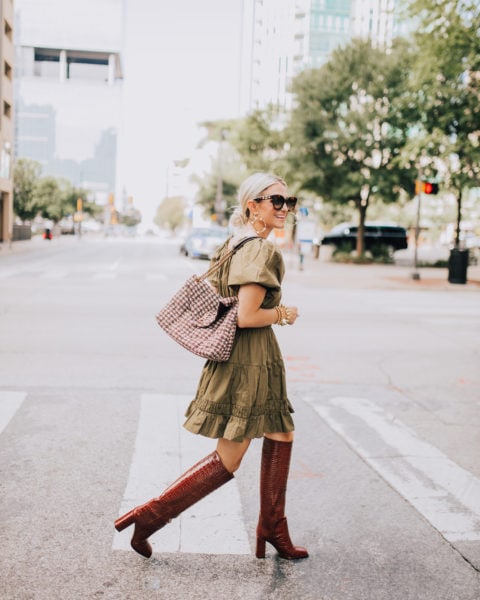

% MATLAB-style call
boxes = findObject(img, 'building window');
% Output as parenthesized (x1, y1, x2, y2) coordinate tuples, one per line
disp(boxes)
(4, 61, 12, 80)
(3, 101, 11, 119)
(4, 20, 12, 41)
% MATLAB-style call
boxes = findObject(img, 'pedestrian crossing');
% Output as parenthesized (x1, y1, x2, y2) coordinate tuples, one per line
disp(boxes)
(0, 259, 198, 282)
(0, 391, 27, 435)
(2, 389, 480, 556)
(306, 396, 480, 543)
(112, 394, 251, 555)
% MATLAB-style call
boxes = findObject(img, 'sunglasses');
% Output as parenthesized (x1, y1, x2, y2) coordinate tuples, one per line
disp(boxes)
(253, 194, 298, 211)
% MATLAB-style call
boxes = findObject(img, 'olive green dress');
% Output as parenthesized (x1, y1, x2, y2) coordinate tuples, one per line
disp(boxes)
(183, 237, 295, 442)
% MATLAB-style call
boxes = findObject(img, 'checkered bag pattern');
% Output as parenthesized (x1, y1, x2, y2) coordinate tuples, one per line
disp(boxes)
(156, 275, 239, 362)
(156, 237, 257, 361)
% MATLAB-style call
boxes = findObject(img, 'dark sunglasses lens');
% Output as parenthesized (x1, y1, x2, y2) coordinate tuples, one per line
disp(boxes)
(268, 195, 298, 210)
(269, 196, 284, 209)
(286, 198, 297, 210)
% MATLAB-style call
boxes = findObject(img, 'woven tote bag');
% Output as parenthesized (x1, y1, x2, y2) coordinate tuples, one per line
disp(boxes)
(156, 237, 256, 362)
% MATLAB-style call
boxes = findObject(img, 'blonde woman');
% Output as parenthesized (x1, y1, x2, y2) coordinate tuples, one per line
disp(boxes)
(115, 172, 308, 561)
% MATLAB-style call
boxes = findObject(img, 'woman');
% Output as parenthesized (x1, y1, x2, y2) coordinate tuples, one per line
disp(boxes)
(115, 172, 308, 561)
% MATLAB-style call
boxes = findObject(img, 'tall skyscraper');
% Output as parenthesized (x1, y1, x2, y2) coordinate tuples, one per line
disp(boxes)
(14, 0, 123, 203)
(240, 0, 408, 114)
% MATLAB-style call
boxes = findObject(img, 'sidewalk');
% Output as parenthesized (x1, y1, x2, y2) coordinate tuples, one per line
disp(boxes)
(284, 252, 480, 291)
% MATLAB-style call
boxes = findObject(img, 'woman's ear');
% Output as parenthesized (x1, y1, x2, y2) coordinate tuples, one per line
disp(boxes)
(246, 199, 256, 216)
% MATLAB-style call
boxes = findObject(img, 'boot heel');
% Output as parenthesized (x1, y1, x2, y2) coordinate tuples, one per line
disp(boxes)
(256, 537, 266, 559)
(114, 510, 135, 532)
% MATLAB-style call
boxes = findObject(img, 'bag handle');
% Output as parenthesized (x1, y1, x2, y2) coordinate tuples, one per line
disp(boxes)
(197, 236, 258, 282)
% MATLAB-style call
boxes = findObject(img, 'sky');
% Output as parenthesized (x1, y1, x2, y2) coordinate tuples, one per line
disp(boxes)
(15, 0, 245, 227)
(118, 0, 244, 226)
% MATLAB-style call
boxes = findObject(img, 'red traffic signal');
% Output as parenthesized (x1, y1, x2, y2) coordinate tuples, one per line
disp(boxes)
(423, 182, 439, 194)
(415, 180, 439, 195)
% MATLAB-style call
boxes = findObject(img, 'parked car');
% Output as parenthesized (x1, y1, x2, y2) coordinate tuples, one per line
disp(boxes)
(180, 227, 229, 259)
(321, 222, 408, 252)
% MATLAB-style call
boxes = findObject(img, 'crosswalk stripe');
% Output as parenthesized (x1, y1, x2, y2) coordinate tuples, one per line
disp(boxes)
(113, 393, 251, 555)
(0, 391, 27, 435)
(309, 396, 480, 542)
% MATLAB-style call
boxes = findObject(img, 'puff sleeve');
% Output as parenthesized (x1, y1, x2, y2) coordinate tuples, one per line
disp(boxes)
(228, 238, 284, 290)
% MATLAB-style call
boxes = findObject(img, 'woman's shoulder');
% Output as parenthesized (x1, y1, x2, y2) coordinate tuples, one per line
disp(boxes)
(232, 235, 279, 257)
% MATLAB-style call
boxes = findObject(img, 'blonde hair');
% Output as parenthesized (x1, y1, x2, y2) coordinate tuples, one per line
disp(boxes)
(229, 172, 286, 230)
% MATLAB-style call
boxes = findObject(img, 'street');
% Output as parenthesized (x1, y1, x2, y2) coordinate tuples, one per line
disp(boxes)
(1, 236, 479, 600)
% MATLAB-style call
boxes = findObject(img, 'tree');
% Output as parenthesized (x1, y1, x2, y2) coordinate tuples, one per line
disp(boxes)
(228, 106, 289, 175)
(35, 177, 66, 223)
(404, 0, 480, 247)
(289, 38, 415, 255)
(13, 158, 42, 222)
(191, 145, 245, 224)
(154, 196, 186, 232)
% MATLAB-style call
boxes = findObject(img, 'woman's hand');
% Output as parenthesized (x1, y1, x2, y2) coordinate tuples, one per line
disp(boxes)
(285, 305, 299, 325)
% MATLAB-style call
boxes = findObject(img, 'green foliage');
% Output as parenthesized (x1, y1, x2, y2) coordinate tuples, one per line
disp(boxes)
(229, 106, 290, 175)
(36, 177, 69, 222)
(13, 158, 42, 222)
(154, 196, 186, 232)
(14, 157, 101, 223)
(191, 144, 246, 223)
(288, 38, 415, 254)
(402, 0, 480, 245)
(121, 207, 142, 228)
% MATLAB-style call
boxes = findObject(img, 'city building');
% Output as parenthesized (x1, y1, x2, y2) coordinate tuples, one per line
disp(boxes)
(0, 0, 14, 243)
(14, 0, 123, 209)
(240, 0, 409, 114)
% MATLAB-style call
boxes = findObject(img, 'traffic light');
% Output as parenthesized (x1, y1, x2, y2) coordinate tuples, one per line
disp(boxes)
(415, 180, 439, 195)
(423, 181, 439, 194)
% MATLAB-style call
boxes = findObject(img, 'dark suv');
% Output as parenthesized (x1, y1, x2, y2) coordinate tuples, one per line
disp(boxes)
(321, 223, 408, 251)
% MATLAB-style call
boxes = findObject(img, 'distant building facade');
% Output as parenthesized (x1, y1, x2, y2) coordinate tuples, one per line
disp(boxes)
(0, 0, 14, 242)
(14, 0, 123, 206)
(240, 0, 409, 113)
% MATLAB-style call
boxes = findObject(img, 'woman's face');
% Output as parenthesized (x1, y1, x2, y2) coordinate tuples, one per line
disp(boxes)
(247, 182, 291, 237)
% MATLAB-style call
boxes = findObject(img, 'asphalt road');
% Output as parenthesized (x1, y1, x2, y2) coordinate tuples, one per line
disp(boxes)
(1, 235, 479, 600)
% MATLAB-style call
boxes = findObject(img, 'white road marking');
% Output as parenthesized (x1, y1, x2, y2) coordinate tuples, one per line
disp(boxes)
(113, 393, 251, 555)
(0, 391, 27, 435)
(309, 396, 480, 542)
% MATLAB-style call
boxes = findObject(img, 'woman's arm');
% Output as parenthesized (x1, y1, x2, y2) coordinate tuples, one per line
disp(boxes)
(237, 283, 298, 329)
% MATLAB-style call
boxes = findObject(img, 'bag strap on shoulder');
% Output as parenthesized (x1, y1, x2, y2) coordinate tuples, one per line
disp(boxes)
(197, 236, 258, 282)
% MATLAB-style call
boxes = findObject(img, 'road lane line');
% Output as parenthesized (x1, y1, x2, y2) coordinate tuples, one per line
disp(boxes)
(0, 391, 27, 435)
(309, 396, 480, 542)
(113, 393, 250, 555)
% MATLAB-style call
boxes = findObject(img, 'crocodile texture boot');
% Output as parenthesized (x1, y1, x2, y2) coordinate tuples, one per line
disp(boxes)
(256, 437, 309, 560)
(115, 451, 233, 558)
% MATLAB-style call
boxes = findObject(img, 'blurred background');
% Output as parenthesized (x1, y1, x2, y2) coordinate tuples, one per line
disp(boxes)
(1, 0, 479, 270)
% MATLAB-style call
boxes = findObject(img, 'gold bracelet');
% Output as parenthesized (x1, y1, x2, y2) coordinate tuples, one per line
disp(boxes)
(273, 306, 282, 325)
(275, 304, 289, 326)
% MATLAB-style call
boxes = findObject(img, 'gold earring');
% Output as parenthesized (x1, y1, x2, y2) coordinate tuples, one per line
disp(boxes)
(250, 212, 267, 234)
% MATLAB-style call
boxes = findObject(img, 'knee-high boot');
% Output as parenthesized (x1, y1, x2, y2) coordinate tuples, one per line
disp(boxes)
(115, 451, 233, 558)
(255, 437, 309, 560)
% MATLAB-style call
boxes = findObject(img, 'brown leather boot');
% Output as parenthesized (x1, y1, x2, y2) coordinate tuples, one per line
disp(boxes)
(256, 437, 309, 560)
(115, 451, 233, 558)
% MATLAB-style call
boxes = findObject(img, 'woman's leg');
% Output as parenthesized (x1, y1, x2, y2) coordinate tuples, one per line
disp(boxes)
(264, 431, 294, 442)
(256, 432, 308, 560)
(216, 437, 251, 473)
